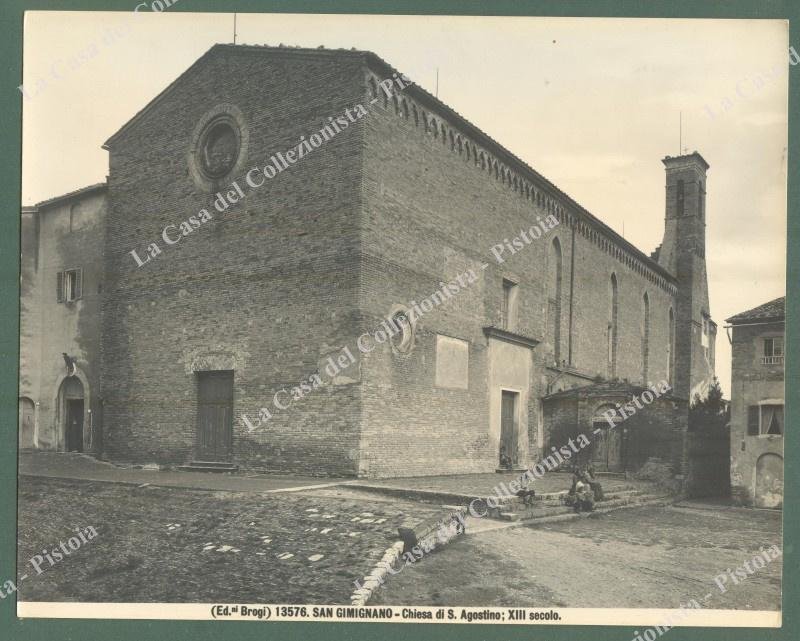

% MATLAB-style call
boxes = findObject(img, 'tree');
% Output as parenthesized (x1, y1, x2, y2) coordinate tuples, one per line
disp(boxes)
(689, 377, 729, 434)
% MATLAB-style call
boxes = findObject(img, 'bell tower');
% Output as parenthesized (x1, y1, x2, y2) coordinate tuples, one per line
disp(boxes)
(658, 152, 716, 400)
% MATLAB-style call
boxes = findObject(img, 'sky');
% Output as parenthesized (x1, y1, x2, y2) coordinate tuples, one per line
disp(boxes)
(20, 12, 790, 395)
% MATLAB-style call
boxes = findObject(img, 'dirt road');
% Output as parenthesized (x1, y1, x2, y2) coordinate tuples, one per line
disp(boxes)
(371, 505, 783, 610)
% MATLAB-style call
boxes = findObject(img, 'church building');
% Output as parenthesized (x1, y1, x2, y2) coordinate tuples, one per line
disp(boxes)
(19, 44, 717, 478)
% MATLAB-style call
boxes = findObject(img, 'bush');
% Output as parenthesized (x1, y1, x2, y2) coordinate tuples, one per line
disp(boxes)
(634, 457, 681, 493)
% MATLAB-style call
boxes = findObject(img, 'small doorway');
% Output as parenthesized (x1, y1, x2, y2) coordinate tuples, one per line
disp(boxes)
(58, 376, 85, 452)
(19, 397, 35, 449)
(499, 390, 519, 469)
(755, 453, 783, 509)
(196, 371, 234, 462)
(66, 399, 84, 452)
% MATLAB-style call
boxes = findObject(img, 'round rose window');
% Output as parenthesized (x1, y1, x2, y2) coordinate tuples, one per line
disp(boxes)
(200, 120, 239, 179)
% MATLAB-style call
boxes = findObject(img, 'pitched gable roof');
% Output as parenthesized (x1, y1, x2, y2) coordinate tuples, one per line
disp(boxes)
(726, 297, 785, 324)
(30, 183, 107, 211)
(101, 43, 677, 285)
(102, 44, 370, 149)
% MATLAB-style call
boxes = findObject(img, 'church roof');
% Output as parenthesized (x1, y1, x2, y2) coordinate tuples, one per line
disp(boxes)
(102, 43, 678, 285)
(726, 297, 785, 324)
(543, 380, 679, 401)
(29, 182, 107, 211)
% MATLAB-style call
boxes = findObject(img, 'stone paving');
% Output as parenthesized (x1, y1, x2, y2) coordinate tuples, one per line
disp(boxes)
(19, 451, 769, 608)
(16, 475, 442, 604)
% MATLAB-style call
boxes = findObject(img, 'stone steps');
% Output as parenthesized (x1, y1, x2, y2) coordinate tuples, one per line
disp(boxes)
(495, 493, 673, 522)
(177, 461, 239, 473)
(349, 481, 667, 522)
(350, 481, 652, 507)
(483, 488, 650, 518)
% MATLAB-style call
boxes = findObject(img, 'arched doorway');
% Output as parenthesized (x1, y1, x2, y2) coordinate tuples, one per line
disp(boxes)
(591, 403, 623, 472)
(755, 453, 783, 509)
(59, 377, 85, 452)
(19, 397, 35, 449)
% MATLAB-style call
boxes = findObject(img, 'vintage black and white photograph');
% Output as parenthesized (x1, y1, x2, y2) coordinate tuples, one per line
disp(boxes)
(16, 9, 786, 628)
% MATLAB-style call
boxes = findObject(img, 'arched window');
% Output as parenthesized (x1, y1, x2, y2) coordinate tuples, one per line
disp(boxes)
(667, 307, 675, 386)
(609, 274, 618, 378)
(593, 403, 622, 427)
(642, 292, 650, 384)
(549, 238, 563, 364)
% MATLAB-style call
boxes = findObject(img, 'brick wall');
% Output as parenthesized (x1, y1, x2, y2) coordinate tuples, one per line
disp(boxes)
(102, 47, 370, 475)
(83, 45, 707, 479)
(358, 62, 678, 478)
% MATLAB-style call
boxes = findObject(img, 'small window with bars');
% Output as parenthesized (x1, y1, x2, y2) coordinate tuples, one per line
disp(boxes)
(764, 338, 783, 357)
(762, 337, 784, 365)
(56, 268, 83, 303)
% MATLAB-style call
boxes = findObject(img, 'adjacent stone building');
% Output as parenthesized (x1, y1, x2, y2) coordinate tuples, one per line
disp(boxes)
(543, 381, 688, 475)
(19, 184, 107, 453)
(726, 297, 784, 508)
(20, 44, 717, 478)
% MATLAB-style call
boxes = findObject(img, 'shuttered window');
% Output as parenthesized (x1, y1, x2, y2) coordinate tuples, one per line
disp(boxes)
(747, 406, 760, 436)
(56, 271, 64, 303)
(56, 268, 83, 303)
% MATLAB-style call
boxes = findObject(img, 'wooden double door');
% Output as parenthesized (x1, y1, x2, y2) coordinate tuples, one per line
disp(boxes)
(591, 423, 623, 472)
(196, 371, 234, 462)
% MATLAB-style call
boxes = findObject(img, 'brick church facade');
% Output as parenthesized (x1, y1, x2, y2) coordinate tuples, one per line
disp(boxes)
(19, 44, 717, 478)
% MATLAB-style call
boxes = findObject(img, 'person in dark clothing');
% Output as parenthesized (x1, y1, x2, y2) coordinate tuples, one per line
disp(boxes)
(580, 464, 605, 502)
(564, 471, 595, 513)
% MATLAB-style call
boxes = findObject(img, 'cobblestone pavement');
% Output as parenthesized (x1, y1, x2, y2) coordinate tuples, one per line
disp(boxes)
(16, 477, 442, 604)
(371, 504, 783, 610)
